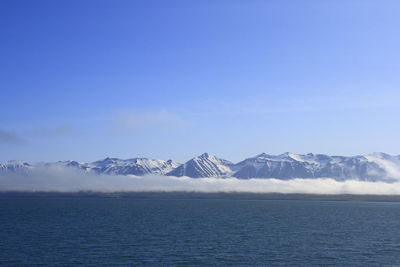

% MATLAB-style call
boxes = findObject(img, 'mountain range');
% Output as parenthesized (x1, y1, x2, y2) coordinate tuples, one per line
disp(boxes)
(1, 152, 400, 181)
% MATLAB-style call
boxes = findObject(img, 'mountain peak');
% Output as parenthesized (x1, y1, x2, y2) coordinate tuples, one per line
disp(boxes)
(370, 152, 390, 157)
(2, 152, 400, 180)
(167, 153, 232, 178)
(4, 160, 30, 166)
(199, 152, 210, 158)
(281, 152, 296, 157)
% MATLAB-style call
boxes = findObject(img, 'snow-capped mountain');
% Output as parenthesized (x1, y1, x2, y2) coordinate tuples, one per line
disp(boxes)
(0, 160, 32, 172)
(166, 153, 233, 178)
(89, 157, 180, 175)
(52, 157, 181, 176)
(45, 160, 92, 172)
(233, 152, 389, 181)
(1, 152, 400, 181)
(234, 153, 315, 179)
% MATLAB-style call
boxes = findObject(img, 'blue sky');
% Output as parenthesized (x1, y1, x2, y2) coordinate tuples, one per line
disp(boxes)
(1, 0, 400, 163)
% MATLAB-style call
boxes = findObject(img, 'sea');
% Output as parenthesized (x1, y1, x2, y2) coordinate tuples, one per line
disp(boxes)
(1, 198, 400, 266)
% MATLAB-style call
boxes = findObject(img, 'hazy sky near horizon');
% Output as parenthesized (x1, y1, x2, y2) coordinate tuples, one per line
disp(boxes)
(1, 0, 400, 163)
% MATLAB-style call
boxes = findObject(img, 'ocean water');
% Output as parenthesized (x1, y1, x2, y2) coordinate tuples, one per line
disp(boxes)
(1, 198, 400, 266)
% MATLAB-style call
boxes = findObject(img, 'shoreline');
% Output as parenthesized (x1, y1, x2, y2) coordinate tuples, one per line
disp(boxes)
(2, 191, 400, 202)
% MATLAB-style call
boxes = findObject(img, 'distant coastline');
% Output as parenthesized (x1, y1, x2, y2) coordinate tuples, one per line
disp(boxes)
(2, 191, 400, 202)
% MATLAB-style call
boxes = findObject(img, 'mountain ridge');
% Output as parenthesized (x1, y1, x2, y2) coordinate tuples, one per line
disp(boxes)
(1, 152, 400, 181)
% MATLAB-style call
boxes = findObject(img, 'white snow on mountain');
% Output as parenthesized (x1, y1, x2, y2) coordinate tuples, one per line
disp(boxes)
(1, 152, 400, 181)
(0, 160, 32, 172)
(167, 153, 234, 178)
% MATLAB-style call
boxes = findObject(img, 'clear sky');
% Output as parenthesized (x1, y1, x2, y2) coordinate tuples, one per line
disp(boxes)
(1, 0, 400, 163)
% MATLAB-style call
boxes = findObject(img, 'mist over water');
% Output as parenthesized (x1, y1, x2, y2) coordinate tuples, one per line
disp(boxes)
(1, 166, 400, 195)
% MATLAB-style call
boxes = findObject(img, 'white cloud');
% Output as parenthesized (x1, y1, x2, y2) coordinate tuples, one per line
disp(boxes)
(2, 166, 400, 195)
(29, 125, 72, 138)
(110, 109, 185, 133)
(0, 129, 25, 145)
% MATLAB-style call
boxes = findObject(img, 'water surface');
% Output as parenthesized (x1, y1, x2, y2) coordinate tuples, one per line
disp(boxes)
(1, 198, 400, 266)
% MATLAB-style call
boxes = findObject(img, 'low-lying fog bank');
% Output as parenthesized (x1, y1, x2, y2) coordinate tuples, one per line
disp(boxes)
(2, 166, 400, 196)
